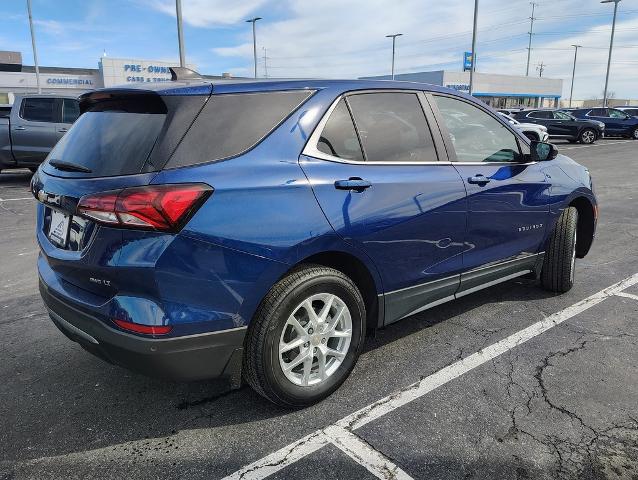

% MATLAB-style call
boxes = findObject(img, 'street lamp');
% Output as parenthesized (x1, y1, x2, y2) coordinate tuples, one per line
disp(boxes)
(385, 34, 403, 80)
(246, 17, 262, 79)
(469, 0, 479, 95)
(569, 45, 581, 108)
(26, 0, 41, 94)
(175, 0, 186, 67)
(601, 0, 621, 107)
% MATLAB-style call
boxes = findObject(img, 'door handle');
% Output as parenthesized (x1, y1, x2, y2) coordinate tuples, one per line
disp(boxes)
(13, 126, 26, 131)
(468, 175, 491, 185)
(334, 178, 372, 192)
(58, 128, 68, 133)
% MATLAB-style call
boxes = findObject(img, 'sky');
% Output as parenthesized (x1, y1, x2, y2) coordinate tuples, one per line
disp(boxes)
(1, 0, 637, 99)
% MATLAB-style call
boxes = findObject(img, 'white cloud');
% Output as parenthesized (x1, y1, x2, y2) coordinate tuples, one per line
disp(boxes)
(148, 0, 268, 27)
(207, 0, 637, 98)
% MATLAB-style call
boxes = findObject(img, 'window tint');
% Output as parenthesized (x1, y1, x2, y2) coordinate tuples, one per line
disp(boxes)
(588, 108, 608, 117)
(47, 111, 165, 177)
(21, 98, 56, 122)
(62, 99, 80, 123)
(608, 109, 628, 119)
(168, 90, 313, 168)
(554, 111, 573, 120)
(346, 93, 437, 163)
(434, 95, 523, 163)
(316, 99, 363, 161)
(625, 109, 638, 116)
(528, 110, 552, 119)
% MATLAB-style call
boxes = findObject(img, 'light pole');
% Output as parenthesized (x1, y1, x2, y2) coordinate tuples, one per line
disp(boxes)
(246, 17, 262, 78)
(469, 0, 479, 95)
(569, 45, 581, 108)
(175, 0, 186, 67)
(26, 0, 41, 94)
(525, 2, 537, 76)
(385, 33, 403, 80)
(601, 0, 621, 107)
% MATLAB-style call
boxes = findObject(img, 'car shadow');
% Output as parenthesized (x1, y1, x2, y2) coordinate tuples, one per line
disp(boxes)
(3, 276, 561, 465)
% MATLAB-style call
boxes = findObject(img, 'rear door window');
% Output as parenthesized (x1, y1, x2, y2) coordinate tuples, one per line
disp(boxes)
(316, 99, 363, 161)
(167, 90, 313, 168)
(588, 108, 608, 117)
(21, 98, 57, 123)
(346, 92, 438, 163)
(527, 110, 552, 119)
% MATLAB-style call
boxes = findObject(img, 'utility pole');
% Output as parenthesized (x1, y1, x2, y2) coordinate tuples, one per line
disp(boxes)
(26, 0, 41, 94)
(246, 17, 262, 78)
(569, 45, 581, 108)
(469, 0, 479, 95)
(385, 34, 403, 80)
(536, 61, 545, 77)
(175, 0, 186, 67)
(525, 2, 537, 77)
(262, 47, 269, 78)
(601, 0, 621, 107)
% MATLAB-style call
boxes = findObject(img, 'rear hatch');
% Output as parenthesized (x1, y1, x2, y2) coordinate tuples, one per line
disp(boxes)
(33, 86, 211, 298)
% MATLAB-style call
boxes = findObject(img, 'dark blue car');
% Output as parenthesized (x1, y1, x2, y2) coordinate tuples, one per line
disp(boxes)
(564, 107, 638, 139)
(33, 69, 597, 406)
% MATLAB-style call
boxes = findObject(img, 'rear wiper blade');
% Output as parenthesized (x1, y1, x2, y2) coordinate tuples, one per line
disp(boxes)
(48, 160, 92, 173)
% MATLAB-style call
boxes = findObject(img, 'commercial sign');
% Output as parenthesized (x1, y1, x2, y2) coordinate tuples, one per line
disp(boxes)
(463, 52, 473, 72)
(446, 83, 470, 93)
(46, 77, 93, 86)
(99, 58, 195, 87)
(123, 64, 172, 83)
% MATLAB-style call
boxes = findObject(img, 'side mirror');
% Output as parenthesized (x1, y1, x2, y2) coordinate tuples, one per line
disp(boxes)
(530, 141, 558, 162)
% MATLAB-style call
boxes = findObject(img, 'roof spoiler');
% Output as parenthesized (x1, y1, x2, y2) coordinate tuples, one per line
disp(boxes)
(169, 67, 203, 81)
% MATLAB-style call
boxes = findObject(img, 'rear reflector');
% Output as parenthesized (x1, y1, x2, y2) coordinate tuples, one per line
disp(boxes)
(77, 183, 212, 232)
(113, 319, 172, 335)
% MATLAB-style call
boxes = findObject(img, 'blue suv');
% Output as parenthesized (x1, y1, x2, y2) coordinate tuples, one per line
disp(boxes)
(33, 69, 597, 406)
(564, 107, 638, 139)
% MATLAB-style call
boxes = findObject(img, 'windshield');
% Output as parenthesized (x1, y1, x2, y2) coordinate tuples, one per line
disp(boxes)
(554, 111, 574, 120)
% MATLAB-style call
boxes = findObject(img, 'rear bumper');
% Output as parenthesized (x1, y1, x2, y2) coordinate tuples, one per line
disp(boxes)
(39, 278, 246, 382)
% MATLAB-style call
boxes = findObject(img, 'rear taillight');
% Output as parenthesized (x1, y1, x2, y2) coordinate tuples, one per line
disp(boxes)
(77, 184, 212, 232)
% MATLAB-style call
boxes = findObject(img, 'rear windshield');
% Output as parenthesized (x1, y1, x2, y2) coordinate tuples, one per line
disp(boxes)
(46, 111, 165, 177)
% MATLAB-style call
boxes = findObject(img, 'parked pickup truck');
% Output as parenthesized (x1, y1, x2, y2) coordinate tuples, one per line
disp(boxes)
(1, 94, 80, 173)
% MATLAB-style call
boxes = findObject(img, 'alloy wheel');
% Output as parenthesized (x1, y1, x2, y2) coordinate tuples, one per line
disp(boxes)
(278, 293, 352, 387)
(581, 130, 595, 144)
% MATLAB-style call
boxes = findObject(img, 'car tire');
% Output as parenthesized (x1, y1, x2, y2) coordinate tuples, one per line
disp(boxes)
(579, 129, 596, 144)
(541, 207, 578, 293)
(631, 127, 638, 140)
(244, 265, 366, 407)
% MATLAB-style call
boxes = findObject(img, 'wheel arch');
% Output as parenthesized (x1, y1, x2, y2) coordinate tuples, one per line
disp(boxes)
(569, 196, 596, 258)
(285, 250, 383, 331)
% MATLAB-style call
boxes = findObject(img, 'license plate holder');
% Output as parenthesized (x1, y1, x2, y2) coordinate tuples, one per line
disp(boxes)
(48, 210, 71, 247)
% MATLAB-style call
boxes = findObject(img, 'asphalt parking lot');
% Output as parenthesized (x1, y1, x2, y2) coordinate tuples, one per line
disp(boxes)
(1, 139, 637, 480)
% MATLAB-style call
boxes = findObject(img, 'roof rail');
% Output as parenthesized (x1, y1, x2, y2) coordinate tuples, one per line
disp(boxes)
(169, 67, 203, 81)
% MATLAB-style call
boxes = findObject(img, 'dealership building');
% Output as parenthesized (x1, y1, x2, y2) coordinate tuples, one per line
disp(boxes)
(2, 50, 564, 109)
(0, 51, 201, 105)
(361, 70, 564, 109)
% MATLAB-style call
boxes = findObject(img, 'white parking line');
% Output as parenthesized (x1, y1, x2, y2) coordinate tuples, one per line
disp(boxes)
(324, 425, 414, 480)
(0, 196, 33, 202)
(562, 140, 633, 150)
(223, 272, 638, 480)
(615, 291, 638, 301)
